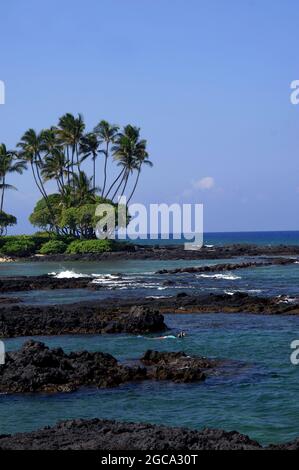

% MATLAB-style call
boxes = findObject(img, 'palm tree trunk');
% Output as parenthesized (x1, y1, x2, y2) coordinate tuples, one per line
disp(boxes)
(57, 177, 64, 194)
(36, 156, 49, 200)
(60, 171, 66, 195)
(0, 176, 5, 212)
(76, 143, 81, 172)
(71, 146, 75, 184)
(111, 170, 126, 201)
(120, 172, 129, 198)
(31, 162, 59, 234)
(93, 156, 96, 191)
(127, 169, 141, 203)
(66, 147, 70, 185)
(31, 162, 44, 198)
(101, 142, 109, 196)
(105, 167, 125, 199)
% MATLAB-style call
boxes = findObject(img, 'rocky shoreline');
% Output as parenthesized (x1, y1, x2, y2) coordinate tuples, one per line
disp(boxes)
(0, 341, 219, 393)
(1, 292, 298, 338)
(0, 417, 297, 450)
(3, 243, 299, 263)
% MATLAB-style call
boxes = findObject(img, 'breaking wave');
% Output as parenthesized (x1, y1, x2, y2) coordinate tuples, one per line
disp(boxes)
(196, 273, 241, 280)
(49, 270, 90, 279)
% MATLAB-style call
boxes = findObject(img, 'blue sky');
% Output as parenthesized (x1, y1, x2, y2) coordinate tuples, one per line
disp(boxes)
(0, 0, 298, 233)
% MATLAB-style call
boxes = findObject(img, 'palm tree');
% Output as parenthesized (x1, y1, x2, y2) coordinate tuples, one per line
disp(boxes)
(17, 129, 46, 197)
(111, 125, 150, 202)
(56, 113, 85, 180)
(70, 170, 98, 205)
(17, 129, 58, 231)
(79, 133, 100, 191)
(94, 120, 119, 196)
(41, 148, 68, 195)
(0, 143, 26, 212)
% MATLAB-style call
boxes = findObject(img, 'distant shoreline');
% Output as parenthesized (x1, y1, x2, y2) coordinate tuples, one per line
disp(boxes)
(1, 243, 299, 263)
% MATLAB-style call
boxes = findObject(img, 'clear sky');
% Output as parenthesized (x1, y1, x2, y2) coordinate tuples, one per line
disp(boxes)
(0, 0, 298, 233)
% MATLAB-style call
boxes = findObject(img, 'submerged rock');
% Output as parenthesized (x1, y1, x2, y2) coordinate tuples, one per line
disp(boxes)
(141, 350, 218, 383)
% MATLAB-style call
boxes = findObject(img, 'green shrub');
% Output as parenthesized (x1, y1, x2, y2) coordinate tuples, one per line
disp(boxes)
(1, 239, 36, 257)
(0, 234, 52, 253)
(66, 239, 114, 254)
(39, 240, 67, 255)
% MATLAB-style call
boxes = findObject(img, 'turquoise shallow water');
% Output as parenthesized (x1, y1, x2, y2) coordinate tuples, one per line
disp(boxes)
(1, 233, 299, 445)
(2, 257, 299, 304)
(1, 313, 299, 445)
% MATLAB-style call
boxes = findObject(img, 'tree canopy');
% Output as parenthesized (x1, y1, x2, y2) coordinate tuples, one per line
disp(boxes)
(0, 113, 152, 237)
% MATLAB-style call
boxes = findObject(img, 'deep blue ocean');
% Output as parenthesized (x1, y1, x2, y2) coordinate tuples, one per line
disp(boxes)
(133, 230, 299, 246)
(1, 230, 299, 446)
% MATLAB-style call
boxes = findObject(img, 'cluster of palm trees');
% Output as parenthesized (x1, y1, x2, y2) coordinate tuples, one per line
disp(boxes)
(0, 113, 152, 236)
(0, 144, 26, 235)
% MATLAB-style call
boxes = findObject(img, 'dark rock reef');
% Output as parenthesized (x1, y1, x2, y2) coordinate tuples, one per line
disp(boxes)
(141, 350, 218, 383)
(1, 417, 299, 450)
(0, 275, 92, 293)
(0, 342, 219, 393)
(0, 418, 264, 450)
(156, 258, 297, 275)
(0, 296, 22, 304)
(0, 340, 146, 393)
(1, 292, 299, 339)
(0, 304, 167, 338)
(152, 291, 299, 315)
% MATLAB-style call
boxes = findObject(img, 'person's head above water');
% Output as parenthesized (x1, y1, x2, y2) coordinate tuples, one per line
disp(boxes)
(177, 331, 186, 338)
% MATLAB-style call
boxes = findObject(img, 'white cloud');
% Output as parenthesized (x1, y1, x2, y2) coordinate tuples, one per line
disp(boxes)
(193, 176, 215, 190)
(181, 176, 216, 200)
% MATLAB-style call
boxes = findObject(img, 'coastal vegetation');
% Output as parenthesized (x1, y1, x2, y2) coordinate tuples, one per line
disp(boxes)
(0, 233, 127, 257)
(0, 113, 152, 244)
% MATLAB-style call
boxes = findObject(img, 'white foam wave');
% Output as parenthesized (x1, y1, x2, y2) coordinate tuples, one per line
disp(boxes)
(225, 289, 262, 295)
(146, 295, 169, 299)
(49, 270, 90, 279)
(277, 295, 297, 304)
(197, 273, 241, 280)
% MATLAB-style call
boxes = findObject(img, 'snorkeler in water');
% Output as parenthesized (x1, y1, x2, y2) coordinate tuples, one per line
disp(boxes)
(177, 331, 186, 338)
(146, 331, 187, 340)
